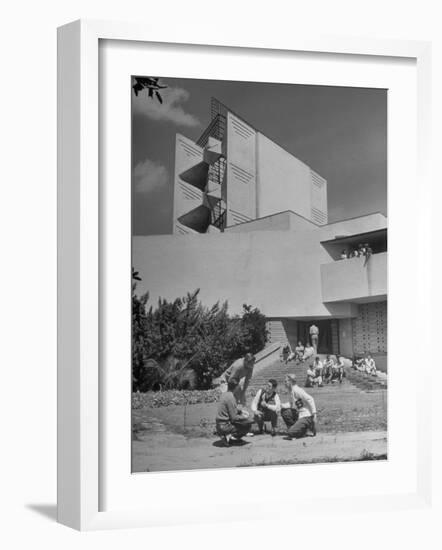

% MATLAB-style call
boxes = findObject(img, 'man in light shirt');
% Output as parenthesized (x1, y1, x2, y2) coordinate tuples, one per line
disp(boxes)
(218, 352, 256, 405)
(323, 354, 335, 384)
(305, 359, 323, 387)
(313, 356, 324, 387)
(331, 354, 345, 383)
(309, 324, 319, 353)
(251, 379, 281, 436)
(294, 341, 305, 362)
(365, 354, 377, 376)
(303, 343, 315, 362)
(305, 364, 317, 388)
(280, 374, 317, 439)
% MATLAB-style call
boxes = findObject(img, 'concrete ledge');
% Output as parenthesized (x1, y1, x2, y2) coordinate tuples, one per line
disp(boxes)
(253, 342, 282, 374)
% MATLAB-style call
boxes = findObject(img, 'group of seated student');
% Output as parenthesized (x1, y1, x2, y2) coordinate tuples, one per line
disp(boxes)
(215, 375, 317, 446)
(340, 243, 373, 260)
(305, 354, 345, 387)
(281, 341, 315, 364)
(353, 353, 377, 376)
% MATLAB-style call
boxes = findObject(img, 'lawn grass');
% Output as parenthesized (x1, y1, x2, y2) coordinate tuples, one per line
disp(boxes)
(133, 384, 387, 440)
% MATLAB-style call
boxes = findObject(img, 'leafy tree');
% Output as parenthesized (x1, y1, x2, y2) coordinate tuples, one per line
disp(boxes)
(132, 269, 149, 390)
(132, 77, 167, 103)
(131, 276, 268, 391)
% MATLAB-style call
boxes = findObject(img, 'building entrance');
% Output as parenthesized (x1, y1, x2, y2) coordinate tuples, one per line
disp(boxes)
(297, 320, 334, 354)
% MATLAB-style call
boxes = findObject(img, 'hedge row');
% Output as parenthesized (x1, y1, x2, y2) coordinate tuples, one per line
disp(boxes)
(132, 389, 222, 409)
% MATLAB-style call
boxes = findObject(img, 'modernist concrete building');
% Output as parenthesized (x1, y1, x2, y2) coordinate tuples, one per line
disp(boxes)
(173, 99, 327, 234)
(134, 98, 387, 359)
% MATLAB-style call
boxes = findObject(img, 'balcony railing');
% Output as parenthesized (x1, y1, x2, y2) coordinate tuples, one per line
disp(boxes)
(320, 252, 387, 303)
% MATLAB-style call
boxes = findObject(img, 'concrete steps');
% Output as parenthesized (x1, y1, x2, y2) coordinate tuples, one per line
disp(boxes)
(249, 355, 387, 395)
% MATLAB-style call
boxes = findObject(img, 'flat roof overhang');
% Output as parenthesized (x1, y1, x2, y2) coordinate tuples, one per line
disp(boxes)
(320, 228, 387, 246)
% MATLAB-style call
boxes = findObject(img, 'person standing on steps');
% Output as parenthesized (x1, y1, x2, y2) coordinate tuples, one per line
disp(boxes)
(309, 323, 319, 353)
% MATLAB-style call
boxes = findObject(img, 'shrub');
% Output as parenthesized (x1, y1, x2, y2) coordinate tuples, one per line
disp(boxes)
(132, 280, 268, 391)
(132, 389, 222, 409)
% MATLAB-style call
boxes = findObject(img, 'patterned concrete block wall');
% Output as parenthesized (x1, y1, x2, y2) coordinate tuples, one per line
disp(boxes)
(351, 301, 387, 354)
(330, 319, 340, 354)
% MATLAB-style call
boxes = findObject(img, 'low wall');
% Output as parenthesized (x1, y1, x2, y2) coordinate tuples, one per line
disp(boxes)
(253, 342, 282, 375)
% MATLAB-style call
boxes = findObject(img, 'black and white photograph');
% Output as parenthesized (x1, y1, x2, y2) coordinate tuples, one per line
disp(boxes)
(4, 0, 439, 542)
(131, 76, 388, 473)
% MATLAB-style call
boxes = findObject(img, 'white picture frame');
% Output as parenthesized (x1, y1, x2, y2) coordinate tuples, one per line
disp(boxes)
(57, 19, 432, 531)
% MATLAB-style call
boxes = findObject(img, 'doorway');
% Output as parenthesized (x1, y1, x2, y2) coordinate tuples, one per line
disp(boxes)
(297, 320, 334, 354)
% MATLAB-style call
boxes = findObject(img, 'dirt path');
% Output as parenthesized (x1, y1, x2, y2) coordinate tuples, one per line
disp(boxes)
(132, 420, 387, 472)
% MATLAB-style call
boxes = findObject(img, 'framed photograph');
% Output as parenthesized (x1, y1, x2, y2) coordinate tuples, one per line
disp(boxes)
(57, 19, 432, 530)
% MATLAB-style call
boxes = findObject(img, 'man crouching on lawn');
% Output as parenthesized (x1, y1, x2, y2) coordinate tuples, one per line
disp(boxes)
(216, 378, 253, 446)
(280, 374, 317, 439)
(251, 378, 281, 436)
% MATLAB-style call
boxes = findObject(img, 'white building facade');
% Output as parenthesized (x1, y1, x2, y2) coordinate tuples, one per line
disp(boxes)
(134, 99, 387, 360)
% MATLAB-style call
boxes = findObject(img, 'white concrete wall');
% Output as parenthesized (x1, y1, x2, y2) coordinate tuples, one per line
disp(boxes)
(310, 169, 328, 224)
(173, 134, 203, 235)
(133, 231, 357, 319)
(320, 252, 387, 303)
(320, 213, 387, 239)
(226, 113, 257, 225)
(256, 133, 327, 225)
(225, 210, 318, 233)
(257, 133, 311, 220)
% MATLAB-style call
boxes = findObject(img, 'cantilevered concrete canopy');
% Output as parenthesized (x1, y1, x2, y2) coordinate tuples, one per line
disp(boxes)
(321, 228, 387, 246)
(177, 205, 211, 233)
(179, 161, 210, 192)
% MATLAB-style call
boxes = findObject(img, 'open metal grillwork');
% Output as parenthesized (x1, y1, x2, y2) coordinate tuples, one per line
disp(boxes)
(196, 114, 226, 148)
(208, 156, 227, 231)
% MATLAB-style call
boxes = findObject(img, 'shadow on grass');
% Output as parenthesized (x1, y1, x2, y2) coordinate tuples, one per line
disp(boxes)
(212, 439, 251, 448)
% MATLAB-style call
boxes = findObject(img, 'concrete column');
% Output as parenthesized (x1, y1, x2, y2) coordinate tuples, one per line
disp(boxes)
(339, 318, 354, 358)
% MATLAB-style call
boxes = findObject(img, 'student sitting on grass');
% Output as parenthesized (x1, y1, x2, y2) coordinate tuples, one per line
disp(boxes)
(251, 378, 281, 436)
(323, 355, 334, 384)
(305, 364, 316, 387)
(313, 356, 324, 386)
(281, 344, 291, 364)
(365, 354, 377, 376)
(331, 354, 345, 383)
(305, 358, 323, 388)
(303, 343, 315, 362)
(294, 341, 305, 362)
(280, 374, 317, 439)
(215, 378, 253, 446)
(353, 356, 366, 371)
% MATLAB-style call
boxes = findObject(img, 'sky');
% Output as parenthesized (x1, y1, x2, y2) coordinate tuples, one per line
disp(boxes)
(132, 77, 387, 236)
